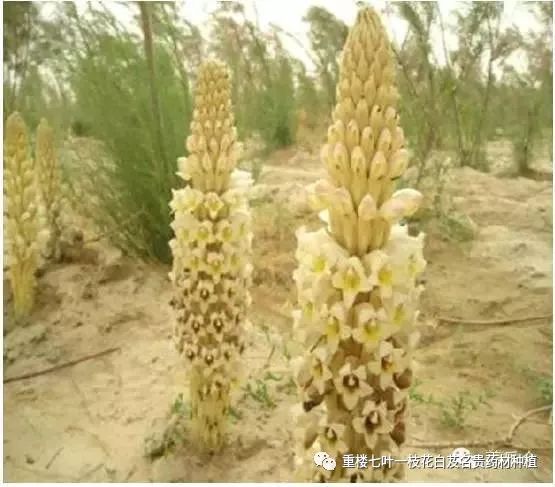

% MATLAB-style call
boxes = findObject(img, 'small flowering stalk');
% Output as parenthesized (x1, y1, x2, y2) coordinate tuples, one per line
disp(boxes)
(292, 8, 426, 482)
(35, 118, 63, 261)
(4, 112, 48, 322)
(169, 61, 253, 451)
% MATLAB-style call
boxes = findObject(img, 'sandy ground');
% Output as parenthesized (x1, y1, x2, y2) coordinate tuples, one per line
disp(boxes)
(3, 142, 553, 482)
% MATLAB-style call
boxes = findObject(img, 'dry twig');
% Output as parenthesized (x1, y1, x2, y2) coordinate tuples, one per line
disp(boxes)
(3, 347, 121, 384)
(408, 405, 553, 452)
(436, 314, 552, 327)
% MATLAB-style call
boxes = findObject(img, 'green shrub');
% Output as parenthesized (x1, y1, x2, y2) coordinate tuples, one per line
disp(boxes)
(68, 34, 191, 262)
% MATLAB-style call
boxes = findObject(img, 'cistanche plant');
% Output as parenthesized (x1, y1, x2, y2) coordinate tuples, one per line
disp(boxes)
(168, 60, 253, 452)
(4, 112, 48, 322)
(35, 117, 63, 261)
(291, 7, 427, 482)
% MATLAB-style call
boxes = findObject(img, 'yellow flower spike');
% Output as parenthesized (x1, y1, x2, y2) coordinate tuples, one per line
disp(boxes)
(293, 7, 426, 481)
(35, 118, 63, 261)
(169, 60, 251, 452)
(4, 112, 43, 322)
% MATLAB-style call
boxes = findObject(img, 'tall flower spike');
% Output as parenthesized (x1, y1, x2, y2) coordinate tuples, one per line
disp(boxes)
(169, 60, 252, 452)
(293, 8, 427, 482)
(4, 112, 48, 322)
(36, 118, 63, 261)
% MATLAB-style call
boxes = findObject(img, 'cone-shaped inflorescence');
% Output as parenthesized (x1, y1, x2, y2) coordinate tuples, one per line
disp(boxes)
(292, 8, 426, 482)
(4, 112, 47, 322)
(36, 118, 63, 261)
(169, 60, 253, 451)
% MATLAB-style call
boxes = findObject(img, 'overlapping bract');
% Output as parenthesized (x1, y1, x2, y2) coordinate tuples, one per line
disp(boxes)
(36, 118, 63, 260)
(293, 8, 427, 482)
(309, 8, 421, 257)
(169, 61, 252, 451)
(4, 112, 48, 321)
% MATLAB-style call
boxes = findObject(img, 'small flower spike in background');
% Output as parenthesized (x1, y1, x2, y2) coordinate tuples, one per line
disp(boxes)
(36, 118, 63, 261)
(168, 60, 253, 452)
(4, 112, 48, 323)
(292, 7, 426, 482)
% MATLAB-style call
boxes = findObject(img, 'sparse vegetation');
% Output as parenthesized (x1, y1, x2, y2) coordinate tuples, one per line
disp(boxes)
(410, 380, 496, 430)
(517, 365, 554, 406)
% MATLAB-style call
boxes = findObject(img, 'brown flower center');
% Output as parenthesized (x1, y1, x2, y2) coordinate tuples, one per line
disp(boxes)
(343, 374, 359, 390)
(213, 318, 223, 332)
(324, 427, 337, 441)
(364, 410, 380, 432)
(381, 355, 393, 371)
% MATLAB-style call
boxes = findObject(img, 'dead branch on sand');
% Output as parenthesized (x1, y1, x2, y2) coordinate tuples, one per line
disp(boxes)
(408, 405, 553, 452)
(3, 347, 121, 384)
(436, 314, 552, 327)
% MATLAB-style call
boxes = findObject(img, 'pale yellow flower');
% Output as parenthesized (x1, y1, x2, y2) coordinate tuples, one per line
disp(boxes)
(183, 342, 202, 366)
(200, 346, 226, 378)
(331, 256, 372, 308)
(382, 292, 416, 332)
(318, 420, 348, 457)
(221, 277, 239, 302)
(170, 186, 203, 214)
(194, 220, 215, 249)
(352, 303, 392, 350)
(384, 224, 426, 288)
(363, 249, 393, 298)
(176, 155, 200, 182)
(322, 302, 351, 353)
(203, 192, 225, 219)
(186, 313, 207, 339)
(379, 188, 422, 224)
(171, 212, 199, 244)
(183, 247, 205, 279)
(204, 251, 226, 282)
(215, 219, 235, 247)
(367, 341, 409, 390)
(194, 279, 218, 313)
(207, 311, 228, 340)
(334, 361, 373, 410)
(352, 399, 393, 449)
(308, 347, 333, 394)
